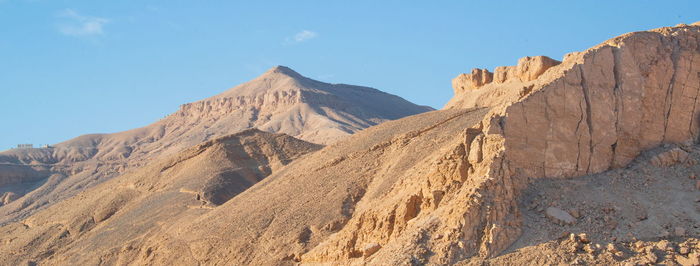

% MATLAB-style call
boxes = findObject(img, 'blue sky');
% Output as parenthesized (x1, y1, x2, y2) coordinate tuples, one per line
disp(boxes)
(1, 1, 699, 150)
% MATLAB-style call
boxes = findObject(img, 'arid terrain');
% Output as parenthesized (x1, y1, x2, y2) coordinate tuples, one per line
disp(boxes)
(0, 67, 430, 225)
(1, 22, 700, 265)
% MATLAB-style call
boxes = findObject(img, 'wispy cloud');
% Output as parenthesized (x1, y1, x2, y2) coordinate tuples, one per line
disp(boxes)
(56, 9, 109, 37)
(284, 30, 318, 44)
(294, 30, 317, 42)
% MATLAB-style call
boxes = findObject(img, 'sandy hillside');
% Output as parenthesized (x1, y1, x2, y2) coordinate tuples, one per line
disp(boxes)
(0, 129, 321, 265)
(0, 66, 431, 225)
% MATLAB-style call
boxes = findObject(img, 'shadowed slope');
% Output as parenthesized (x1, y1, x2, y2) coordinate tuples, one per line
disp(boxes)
(0, 129, 321, 265)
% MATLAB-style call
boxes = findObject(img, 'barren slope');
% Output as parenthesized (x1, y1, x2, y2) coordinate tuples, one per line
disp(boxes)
(0, 66, 431, 224)
(0, 129, 321, 265)
(460, 143, 700, 265)
(7, 107, 490, 265)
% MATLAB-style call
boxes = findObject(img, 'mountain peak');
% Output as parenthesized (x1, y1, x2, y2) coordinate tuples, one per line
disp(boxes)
(263, 65, 304, 79)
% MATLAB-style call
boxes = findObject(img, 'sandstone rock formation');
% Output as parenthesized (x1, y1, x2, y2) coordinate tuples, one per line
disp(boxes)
(2, 22, 700, 265)
(452, 68, 494, 92)
(444, 22, 700, 261)
(0, 66, 431, 224)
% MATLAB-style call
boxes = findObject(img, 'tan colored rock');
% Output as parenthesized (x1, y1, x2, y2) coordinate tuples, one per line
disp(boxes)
(545, 207, 576, 225)
(644, 251, 659, 264)
(569, 208, 581, 218)
(362, 243, 381, 257)
(676, 252, 700, 266)
(452, 68, 494, 93)
(583, 244, 597, 254)
(515, 56, 561, 82)
(494, 66, 517, 83)
(656, 240, 671, 251)
(651, 148, 690, 167)
(578, 233, 591, 244)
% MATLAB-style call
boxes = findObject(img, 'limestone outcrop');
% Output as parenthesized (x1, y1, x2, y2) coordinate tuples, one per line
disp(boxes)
(438, 22, 700, 260)
(445, 55, 561, 109)
(515, 56, 562, 82)
(452, 68, 494, 93)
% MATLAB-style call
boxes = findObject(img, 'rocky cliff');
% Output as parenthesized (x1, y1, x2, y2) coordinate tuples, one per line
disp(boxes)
(439, 21, 700, 260)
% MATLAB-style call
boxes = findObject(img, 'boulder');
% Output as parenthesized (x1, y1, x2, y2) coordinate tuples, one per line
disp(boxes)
(545, 207, 576, 225)
(650, 148, 689, 167)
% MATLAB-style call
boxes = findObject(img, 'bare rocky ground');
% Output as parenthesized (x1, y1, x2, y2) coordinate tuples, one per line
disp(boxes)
(460, 142, 700, 265)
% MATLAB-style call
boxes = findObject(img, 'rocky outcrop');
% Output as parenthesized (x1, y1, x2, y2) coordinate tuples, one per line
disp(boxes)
(452, 68, 494, 93)
(515, 56, 562, 82)
(445, 55, 562, 109)
(451, 56, 560, 93)
(650, 147, 690, 167)
(436, 22, 700, 260)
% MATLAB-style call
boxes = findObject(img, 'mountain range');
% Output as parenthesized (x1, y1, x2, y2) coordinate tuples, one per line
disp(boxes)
(0, 67, 431, 225)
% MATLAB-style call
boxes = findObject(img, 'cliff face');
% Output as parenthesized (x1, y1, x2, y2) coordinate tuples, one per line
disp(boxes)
(436, 22, 700, 259)
(461, 23, 700, 178)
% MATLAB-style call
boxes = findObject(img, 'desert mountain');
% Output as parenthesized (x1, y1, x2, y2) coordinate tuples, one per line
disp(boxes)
(0, 129, 322, 265)
(3, 22, 700, 265)
(0, 66, 431, 224)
